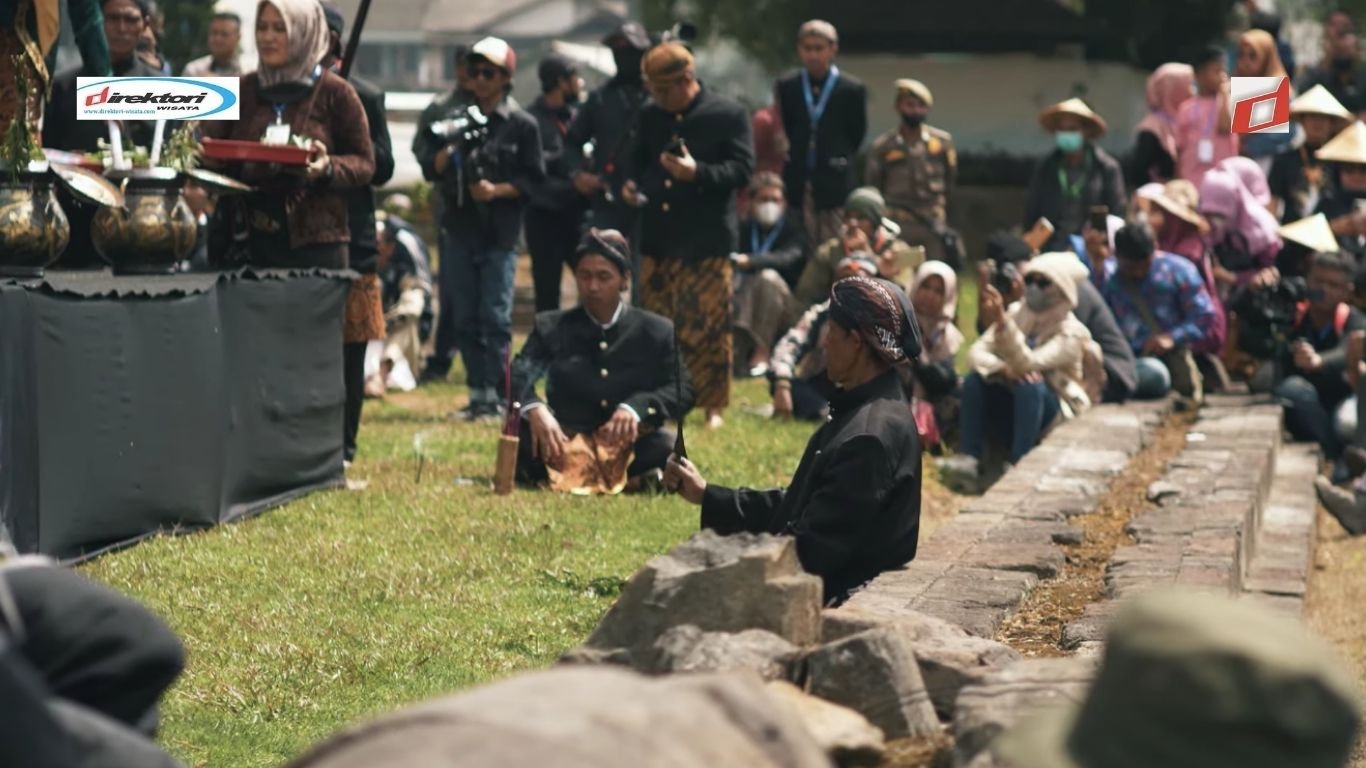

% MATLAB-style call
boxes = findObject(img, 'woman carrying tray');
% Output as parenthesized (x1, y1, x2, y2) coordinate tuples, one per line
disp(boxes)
(202, 0, 373, 269)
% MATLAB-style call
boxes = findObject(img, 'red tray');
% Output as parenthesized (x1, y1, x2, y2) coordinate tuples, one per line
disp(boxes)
(201, 138, 309, 166)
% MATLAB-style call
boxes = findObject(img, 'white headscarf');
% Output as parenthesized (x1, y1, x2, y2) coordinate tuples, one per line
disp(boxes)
(255, 0, 330, 88)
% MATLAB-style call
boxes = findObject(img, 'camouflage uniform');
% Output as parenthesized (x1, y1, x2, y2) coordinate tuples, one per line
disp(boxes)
(865, 124, 957, 264)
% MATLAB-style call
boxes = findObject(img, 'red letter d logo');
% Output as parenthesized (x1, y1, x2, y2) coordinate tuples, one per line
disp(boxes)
(84, 87, 110, 107)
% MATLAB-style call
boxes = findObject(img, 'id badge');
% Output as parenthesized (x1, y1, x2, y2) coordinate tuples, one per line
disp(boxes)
(263, 124, 291, 146)
(1197, 138, 1214, 163)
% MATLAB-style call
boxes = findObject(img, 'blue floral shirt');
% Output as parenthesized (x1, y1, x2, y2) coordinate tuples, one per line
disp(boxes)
(1102, 252, 1218, 355)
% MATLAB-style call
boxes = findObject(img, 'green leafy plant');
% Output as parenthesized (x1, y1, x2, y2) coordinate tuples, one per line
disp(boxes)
(160, 123, 201, 173)
(1, 55, 45, 180)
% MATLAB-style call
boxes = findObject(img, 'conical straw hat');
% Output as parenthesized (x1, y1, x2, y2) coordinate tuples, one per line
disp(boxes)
(1038, 98, 1107, 139)
(1278, 213, 1339, 253)
(1317, 121, 1366, 164)
(1291, 84, 1353, 122)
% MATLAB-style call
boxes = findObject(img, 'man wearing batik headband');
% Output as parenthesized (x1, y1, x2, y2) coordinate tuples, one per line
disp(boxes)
(509, 229, 694, 493)
(666, 275, 923, 603)
(622, 41, 754, 430)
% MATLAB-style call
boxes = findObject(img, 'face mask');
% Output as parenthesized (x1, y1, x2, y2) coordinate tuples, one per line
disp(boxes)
(1024, 284, 1055, 312)
(900, 112, 925, 128)
(754, 201, 783, 227)
(613, 49, 643, 84)
(1055, 130, 1084, 153)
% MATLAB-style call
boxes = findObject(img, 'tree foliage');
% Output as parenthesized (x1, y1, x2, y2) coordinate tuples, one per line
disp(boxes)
(640, 0, 817, 73)
(153, 0, 218, 73)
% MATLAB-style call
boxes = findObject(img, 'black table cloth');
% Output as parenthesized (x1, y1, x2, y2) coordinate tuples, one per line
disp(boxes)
(0, 268, 350, 560)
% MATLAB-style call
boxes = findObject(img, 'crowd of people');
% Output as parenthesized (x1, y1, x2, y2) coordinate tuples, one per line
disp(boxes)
(16, 0, 1366, 591)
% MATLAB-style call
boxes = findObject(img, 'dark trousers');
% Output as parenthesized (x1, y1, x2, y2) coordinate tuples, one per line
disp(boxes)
(343, 341, 366, 462)
(960, 372, 1061, 464)
(428, 233, 461, 378)
(525, 206, 581, 313)
(771, 375, 835, 421)
(2, 564, 185, 735)
(1276, 375, 1344, 459)
(515, 421, 676, 485)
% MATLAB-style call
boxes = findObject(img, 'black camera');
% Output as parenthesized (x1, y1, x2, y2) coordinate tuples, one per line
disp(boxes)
(1232, 276, 1307, 359)
(429, 105, 490, 150)
(984, 258, 1021, 298)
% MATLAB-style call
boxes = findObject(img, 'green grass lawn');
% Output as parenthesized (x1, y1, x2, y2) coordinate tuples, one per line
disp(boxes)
(80, 376, 823, 768)
(78, 274, 979, 768)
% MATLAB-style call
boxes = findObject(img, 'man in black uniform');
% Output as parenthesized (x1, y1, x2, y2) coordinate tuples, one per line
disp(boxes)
(665, 275, 923, 603)
(415, 37, 543, 420)
(563, 22, 651, 255)
(414, 44, 472, 381)
(525, 53, 587, 313)
(622, 42, 753, 429)
(322, 3, 394, 464)
(774, 19, 868, 247)
(45, 0, 161, 269)
(510, 229, 694, 490)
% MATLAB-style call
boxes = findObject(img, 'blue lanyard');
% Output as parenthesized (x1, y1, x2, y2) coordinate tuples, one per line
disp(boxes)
(751, 219, 784, 255)
(800, 65, 839, 170)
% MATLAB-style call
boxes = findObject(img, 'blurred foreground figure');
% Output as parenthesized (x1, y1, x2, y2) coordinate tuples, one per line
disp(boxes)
(995, 590, 1360, 768)
(0, 556, 185, 767)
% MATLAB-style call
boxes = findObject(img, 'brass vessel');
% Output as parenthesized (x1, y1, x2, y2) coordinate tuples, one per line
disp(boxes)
(93, 168, 196, 274)
(0, 163, 71, 278)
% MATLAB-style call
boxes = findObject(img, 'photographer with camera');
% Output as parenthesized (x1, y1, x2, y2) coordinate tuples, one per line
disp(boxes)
(415, 37, 544, 420)
(1102, 222, 1219, 403)
(1255, 251, 1366, 461)
(563, 23, 652, 240)
(794, 187, 920, 308)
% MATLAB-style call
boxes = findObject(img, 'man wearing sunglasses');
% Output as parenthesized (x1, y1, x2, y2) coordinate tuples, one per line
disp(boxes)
(422, 36, 545, 421)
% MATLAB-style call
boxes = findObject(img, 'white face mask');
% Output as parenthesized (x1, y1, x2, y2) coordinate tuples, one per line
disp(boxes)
(754, 201, 783, 227)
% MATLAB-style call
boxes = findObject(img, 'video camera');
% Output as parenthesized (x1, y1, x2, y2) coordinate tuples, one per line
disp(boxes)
(1232, 276, 1307, 360)
(429, 105, 490, 151)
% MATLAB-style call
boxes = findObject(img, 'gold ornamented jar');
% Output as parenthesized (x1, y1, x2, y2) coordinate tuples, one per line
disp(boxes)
(93, 168, 196, 274)
(0, 162, 71, 278)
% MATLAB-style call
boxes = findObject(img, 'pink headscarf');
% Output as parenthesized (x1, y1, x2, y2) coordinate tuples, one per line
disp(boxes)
(1198, 167, 1282, 269)
(1135, 63, 1194, 161)
(1218, 156, 1272, 208)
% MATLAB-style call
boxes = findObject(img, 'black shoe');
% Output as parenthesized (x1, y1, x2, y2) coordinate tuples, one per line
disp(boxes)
(1345, 446, 1366, 479)
(420, 365, 450, 384)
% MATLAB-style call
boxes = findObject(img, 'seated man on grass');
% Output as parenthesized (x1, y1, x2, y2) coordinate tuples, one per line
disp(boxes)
(510, 229, 694, 493)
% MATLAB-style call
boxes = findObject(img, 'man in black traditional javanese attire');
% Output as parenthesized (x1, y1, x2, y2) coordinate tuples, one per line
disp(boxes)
(509, 229, 694, 493)
(665, 275, 923, 603)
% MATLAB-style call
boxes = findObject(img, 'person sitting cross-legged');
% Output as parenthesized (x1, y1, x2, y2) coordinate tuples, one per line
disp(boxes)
(1103, 222, 1219, 403)
(509, 229, 694, 493)
(665, 275, 923, 603)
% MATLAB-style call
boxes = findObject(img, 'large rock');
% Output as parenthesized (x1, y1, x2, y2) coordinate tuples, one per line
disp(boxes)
(952, 657, 1096, 765)
(822, 608, 1019, 719)
(766, 681, 886, 767)
(803, 627, 941, 740)
(567, 532, 823, 668)
(286, 667, 832, 768)
(649, 625, 799, 680)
